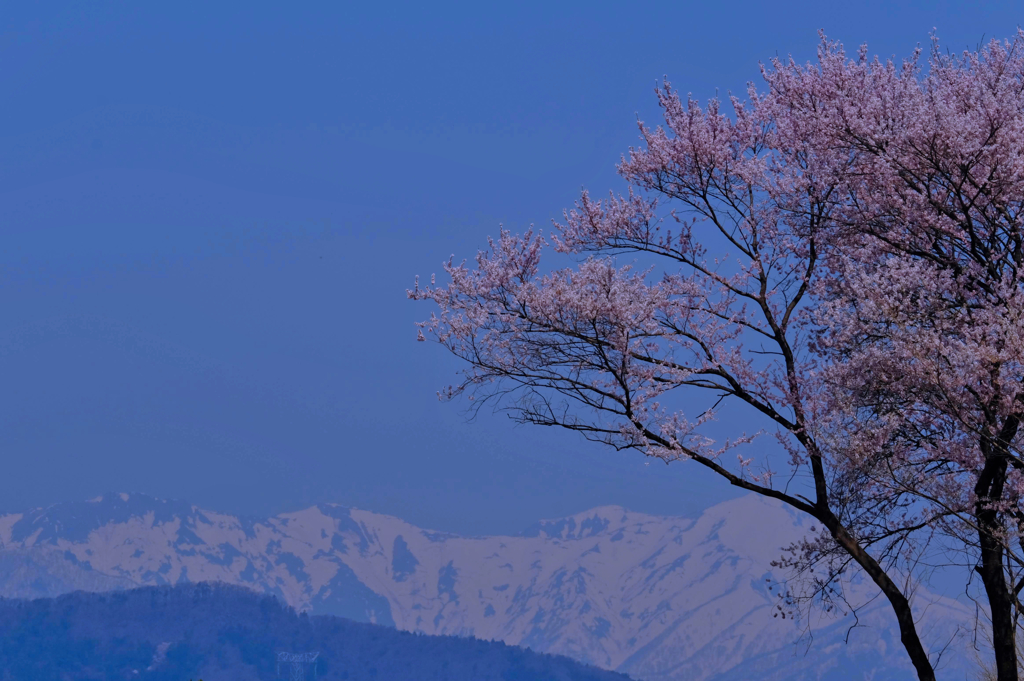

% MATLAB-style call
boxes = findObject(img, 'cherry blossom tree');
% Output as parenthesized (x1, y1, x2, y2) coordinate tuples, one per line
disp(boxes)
(410, 33, 1024, 681)
(770, 33, 1024, 681)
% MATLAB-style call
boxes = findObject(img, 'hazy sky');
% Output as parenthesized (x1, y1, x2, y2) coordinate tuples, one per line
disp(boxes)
(2, 1, 1021, 535)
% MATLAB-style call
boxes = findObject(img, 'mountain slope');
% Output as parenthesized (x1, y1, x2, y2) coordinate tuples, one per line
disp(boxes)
(0, 493, 979, 680)
(0, 582, 633, 681)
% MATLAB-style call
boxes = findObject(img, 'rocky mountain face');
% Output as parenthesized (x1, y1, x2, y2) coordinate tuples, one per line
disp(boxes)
(0, 493, 980, 681)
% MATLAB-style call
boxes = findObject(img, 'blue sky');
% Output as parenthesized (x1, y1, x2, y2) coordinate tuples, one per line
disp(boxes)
(2, 1, 1021, 535)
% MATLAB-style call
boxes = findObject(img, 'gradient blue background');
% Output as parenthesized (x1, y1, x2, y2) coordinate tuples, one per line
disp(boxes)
(2, 1, 1020, 534)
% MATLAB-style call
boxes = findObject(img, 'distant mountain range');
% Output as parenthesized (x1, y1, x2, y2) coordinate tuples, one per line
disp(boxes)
(0, 582, 630, 681)
(0, 492, 980, 680)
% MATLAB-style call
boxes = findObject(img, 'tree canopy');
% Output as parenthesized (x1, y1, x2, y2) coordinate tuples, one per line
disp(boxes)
(412, 32, 1024, 681)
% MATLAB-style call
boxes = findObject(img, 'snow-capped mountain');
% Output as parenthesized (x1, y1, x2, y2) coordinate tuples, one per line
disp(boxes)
(0, 493, 979, 680)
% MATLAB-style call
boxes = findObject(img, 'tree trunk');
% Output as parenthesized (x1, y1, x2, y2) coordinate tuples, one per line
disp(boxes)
(976, 453, 1020, 681)
(820, 512, 936, 681)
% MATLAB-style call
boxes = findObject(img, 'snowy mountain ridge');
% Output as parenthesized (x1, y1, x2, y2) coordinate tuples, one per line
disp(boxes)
(0, 492, 979, 681)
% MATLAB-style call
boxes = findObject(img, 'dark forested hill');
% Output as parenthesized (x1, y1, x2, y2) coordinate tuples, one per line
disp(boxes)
(0, 583, 633, 681)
